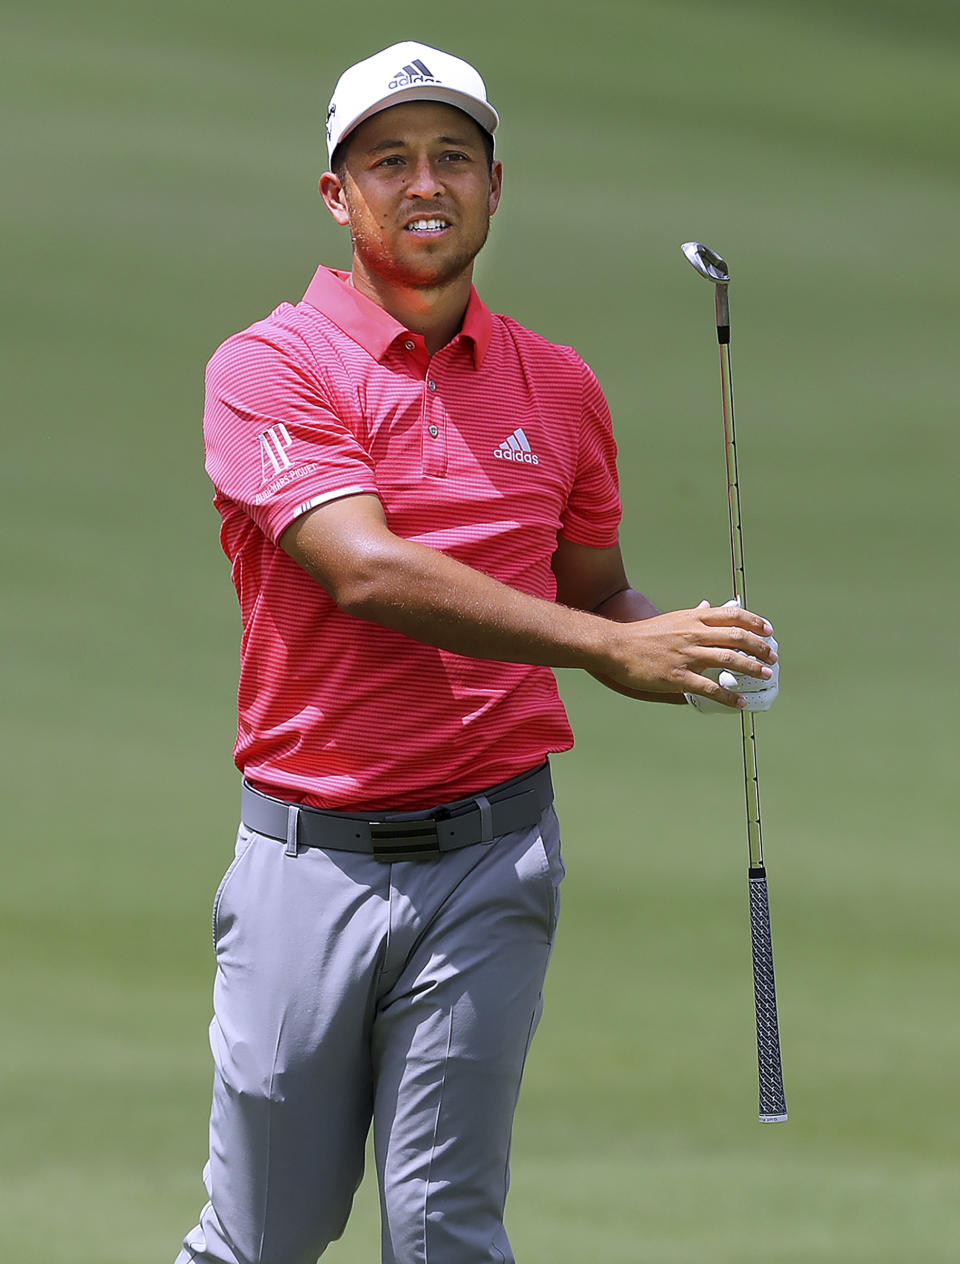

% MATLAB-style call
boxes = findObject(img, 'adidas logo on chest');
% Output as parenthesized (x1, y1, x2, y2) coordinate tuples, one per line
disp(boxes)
(494, 427, 539, 466)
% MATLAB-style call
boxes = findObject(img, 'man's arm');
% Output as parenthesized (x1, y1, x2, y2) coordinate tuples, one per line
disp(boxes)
(279, 494, 776, 707)
(551, 535, 687, 704)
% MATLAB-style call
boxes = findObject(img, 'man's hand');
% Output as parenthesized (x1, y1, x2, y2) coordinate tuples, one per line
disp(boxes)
(551, 538, 775, 708)
(682, 599, 779, 713)
(599, 600, 777, 709)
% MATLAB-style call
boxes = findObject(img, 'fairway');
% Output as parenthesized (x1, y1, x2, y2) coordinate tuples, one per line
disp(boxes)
(2, 2, 958, 1261)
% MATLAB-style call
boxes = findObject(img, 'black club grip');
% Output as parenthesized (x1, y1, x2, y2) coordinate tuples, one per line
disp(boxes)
(748, 868, 788, 1122)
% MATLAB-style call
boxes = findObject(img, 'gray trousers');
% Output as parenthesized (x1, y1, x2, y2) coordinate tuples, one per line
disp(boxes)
(175, 805, 564, 1264)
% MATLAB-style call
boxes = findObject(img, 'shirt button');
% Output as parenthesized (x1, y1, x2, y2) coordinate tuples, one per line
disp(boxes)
(404, 340, 415, 351)
(427, 379, 436, 391)
(428, 424, 439, 438)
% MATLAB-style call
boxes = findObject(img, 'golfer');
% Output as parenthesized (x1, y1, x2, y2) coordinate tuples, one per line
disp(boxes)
(175, 41, 779, 1264)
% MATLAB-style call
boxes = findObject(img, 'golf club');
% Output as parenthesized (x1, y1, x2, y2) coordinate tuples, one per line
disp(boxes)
(681, 241, 788, 1123)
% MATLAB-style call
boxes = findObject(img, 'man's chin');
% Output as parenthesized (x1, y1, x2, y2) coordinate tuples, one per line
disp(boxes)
(407, 262, 473, 290)
(356, 234, 488, 292)
(388, 246, 479, 290)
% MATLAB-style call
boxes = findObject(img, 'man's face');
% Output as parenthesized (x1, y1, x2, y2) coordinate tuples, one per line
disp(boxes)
(321, 101, 502, 291)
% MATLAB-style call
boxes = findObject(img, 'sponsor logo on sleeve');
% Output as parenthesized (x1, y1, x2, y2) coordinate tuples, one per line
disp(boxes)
(253, 424, 324, 504)
(259, 424, 294, 481)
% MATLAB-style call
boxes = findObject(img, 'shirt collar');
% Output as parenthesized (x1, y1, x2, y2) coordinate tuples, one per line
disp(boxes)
(301, 266, 492, 369)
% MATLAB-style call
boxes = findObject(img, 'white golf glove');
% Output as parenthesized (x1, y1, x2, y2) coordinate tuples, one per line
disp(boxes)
(685, 599, 779, 714)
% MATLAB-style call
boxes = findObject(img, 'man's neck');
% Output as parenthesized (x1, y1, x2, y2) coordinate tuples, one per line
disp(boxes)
(348, 264, 473, 356)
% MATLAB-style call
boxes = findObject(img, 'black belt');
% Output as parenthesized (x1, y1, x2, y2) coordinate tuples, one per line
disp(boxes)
(240, 762, 553, 863)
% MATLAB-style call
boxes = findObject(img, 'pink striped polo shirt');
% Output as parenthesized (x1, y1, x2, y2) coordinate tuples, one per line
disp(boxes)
(203, 266, 621, 809)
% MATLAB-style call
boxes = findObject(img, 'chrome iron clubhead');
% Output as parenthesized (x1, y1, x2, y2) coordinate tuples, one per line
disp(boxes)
(681, 241, 730, 284)
(681, 241, 731, 343)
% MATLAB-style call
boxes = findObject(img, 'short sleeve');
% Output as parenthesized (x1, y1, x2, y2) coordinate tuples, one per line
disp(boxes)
(203, 326, 379, 544)
(558, 360, 622, 547)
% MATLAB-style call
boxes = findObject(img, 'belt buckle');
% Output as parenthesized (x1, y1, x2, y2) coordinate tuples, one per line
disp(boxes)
(369, 818, 441, 863)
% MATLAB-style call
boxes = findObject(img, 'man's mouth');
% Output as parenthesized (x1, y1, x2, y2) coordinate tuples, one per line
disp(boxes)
(403, 218, 451, 235)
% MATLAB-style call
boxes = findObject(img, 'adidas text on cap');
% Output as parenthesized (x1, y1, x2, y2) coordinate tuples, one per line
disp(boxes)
(325, 42, 499, 164)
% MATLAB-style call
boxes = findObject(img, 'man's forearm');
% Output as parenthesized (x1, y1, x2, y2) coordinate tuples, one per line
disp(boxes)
(335, 530, 625, 675)
(593, 587, 661, 624)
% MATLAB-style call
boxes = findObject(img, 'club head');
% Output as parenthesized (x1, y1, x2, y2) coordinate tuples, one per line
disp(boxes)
(681, 241, 730, 285)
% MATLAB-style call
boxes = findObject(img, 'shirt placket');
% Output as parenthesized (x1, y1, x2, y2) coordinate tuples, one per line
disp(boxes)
(400, 335, 449, 478)
(421, 356, 447, 478)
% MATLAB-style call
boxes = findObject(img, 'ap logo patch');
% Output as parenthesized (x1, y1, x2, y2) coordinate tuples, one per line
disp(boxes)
(258, 423, 293, 482)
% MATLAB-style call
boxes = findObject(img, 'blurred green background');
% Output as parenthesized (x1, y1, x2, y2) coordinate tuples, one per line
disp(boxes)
(2, 1, 957, 1260)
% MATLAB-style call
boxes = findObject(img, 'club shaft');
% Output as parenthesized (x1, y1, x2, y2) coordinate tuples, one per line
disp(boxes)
(719, 335, 746, 607)
(717, 324, 764, 871)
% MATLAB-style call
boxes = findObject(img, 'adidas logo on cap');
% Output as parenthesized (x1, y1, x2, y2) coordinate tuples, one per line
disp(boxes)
(389, 58, 438, 90)
(494, 428, 539, 465)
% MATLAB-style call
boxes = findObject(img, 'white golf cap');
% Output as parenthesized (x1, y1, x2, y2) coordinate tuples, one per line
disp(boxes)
(325, 42, 499, 164)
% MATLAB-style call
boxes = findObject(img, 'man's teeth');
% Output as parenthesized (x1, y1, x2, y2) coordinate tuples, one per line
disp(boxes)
(406, 219, 448, 231)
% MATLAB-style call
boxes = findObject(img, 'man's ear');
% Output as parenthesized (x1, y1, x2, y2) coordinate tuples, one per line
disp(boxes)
(488, 160, 503, 217)
(319, 171, 351, 227)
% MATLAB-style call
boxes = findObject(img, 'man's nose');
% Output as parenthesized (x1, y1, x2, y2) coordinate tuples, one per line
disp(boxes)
(406, 154, 444, 198)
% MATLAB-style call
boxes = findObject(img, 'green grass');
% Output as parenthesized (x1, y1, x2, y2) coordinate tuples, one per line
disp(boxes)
(2, 1, 957, 1260)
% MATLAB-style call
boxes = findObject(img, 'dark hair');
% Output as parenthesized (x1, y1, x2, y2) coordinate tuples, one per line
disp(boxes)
(332, 114, 494, 180)
(478, 128, 495, 170)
